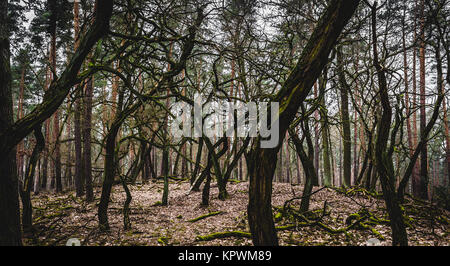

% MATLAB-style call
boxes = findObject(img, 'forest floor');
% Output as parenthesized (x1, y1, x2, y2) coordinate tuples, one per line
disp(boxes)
(23, 180, 450, 246)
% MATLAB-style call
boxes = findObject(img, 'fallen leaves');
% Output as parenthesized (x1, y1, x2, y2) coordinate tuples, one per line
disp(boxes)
(23, 181, 450, 246)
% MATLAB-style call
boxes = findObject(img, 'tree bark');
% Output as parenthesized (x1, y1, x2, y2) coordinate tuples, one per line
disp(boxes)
(50, 30, 62, 193)
(83, 77, 94, 202)
(418, 0, 428, 200)
(0, 0, 22, 245)
(370, 3, 408, 246)
(16, 67, 25, 183)
(313, 83, 320, 186)
(20, 126, 44, 235)
(73, 0, 84, 197)
(319, 71, 332, 187)
(337, 47, 352, 188)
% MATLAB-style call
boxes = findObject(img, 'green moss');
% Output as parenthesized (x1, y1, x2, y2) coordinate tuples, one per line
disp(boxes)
(275, 224, 297, 230)
(370, 228, 385, 240)
(157, 236, 170, 245)
(195, 231, 251, 241)
(274, 212, 283, 222)
(153, 201, 162, 206)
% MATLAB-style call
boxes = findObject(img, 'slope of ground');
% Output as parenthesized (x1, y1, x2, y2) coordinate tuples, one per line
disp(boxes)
(24, 181, 449, 246)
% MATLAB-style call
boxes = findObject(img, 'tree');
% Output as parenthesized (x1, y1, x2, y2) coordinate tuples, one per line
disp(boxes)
(0, 0, 22, 246)
(247, 0, 360, 246)
(337, 46, 352, 188)
(73, 0, 84, 197)
(369, 1, 408, 246)
(418, 0, 428, 200)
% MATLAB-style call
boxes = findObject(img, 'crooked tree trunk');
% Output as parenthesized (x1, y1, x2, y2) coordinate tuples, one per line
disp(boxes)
(247, 0, 360, 246)
(371, 3, 408, 246)
(98, 123, 120, 230)
(98, 92, 139, 230)
(289, 127, 317, 213)
(20, 125, 45, 235)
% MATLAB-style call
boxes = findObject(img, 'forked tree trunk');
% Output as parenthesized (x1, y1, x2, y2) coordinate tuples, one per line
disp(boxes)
(20, 126, 44, 235)
(370, 3, 408, 246)
(289, 127, 317, 213)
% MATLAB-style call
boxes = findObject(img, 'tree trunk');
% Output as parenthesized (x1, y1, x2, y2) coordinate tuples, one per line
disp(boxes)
(418, 0, 428, 200)
(290, 128, 317, 213)
(201, 154, 212, 206)
(319, 72, 332, 186)
(313, 83, 320, 186)
(191, 137, 204, 186)
(73, 0, 83, 197)
(161, 144, 169, 206)
(337, 47, 352, 188)
(0, 0, 22, 244)
(98, 125, 120, 230)
(20, 126, 44, 235)
(74, 85, 84, 196)
(83, 77, 94, 202)
(411, 8, 420, 197)
(50, 32, 62, 193)
(443, 91, 450, 187)
(371, 3, 408, 246)
(16, 67, 25, 183)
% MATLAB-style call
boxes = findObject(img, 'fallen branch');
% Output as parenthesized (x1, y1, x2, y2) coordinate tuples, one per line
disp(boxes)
(195, 231, 251, 241)
(195, 225, 300, 242)
(188, 211, 223, 222)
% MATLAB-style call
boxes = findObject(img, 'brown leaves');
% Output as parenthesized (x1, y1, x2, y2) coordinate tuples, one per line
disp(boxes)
(24, 182, 449, 246)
